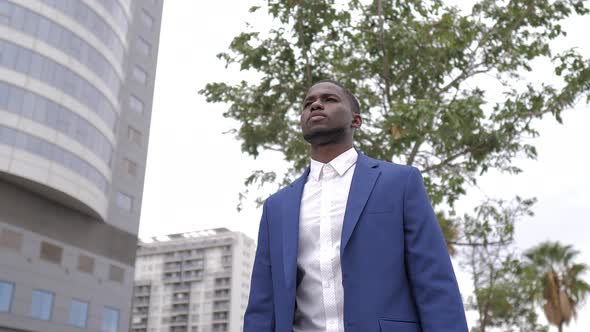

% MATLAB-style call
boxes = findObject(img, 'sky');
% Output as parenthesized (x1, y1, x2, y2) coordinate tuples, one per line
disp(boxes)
(139, 1, 590, 330)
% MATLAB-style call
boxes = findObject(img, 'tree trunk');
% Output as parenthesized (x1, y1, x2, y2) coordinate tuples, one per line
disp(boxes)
(558, 321, 563, 332)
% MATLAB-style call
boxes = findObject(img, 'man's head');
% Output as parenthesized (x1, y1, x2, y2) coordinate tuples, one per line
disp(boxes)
(300, 80, 362, 146)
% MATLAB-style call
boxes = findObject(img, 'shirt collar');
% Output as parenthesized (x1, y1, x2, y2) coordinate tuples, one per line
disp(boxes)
(309, 148, 358, 181)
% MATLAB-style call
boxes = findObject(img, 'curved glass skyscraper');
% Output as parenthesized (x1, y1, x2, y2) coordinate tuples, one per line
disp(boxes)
(0, 1, 163, 331)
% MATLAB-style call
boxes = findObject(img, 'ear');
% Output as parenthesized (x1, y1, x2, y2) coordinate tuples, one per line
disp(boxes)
(351, 113, 362, 129)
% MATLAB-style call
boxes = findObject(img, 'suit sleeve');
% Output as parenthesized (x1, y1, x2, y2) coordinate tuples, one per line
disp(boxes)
(244, 199, 275, 332)
(403, 167, 468, 332)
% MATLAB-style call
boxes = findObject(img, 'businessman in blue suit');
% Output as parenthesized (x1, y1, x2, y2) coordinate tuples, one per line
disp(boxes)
(244, 80, 468, 332)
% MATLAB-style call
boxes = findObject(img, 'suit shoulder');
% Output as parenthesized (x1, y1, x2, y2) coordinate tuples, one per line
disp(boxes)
(261, 177, 303, 208)
(264, 186, 287, 205)
(368, 156, 418, 176)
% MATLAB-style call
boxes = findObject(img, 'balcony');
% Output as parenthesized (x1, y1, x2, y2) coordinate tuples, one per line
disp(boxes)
(169, 315, 189, 326)
(172, 306, 189, 314)
(171, 296, 190, 304)
(214, 290, 230, 299)
(164, 263, 183, 272)
(212, 301, 230, 312)
(133, 299, 150, 308)
(133, 308, 149, 316)
(212, 311, 229, 322)
(164, 254, 183, 263)
(134, 288, 151, 296)
(163, 273, 182, 283)
(132, 321, 148, 328)
(183, 262, 204, 271)
(172, 284, 191, 292)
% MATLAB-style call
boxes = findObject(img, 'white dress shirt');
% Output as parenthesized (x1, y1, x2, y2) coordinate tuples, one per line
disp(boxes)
(293, 148, 358, 332)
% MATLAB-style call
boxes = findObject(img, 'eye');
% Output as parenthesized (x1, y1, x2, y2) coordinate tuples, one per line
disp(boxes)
(326, 97, 338, 102)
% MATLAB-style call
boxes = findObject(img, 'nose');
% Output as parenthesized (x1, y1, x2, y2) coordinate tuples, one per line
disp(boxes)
(310, 100, 323, 111)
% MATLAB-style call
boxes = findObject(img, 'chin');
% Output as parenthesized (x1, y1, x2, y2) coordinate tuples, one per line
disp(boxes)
(303, 127, 346, 145)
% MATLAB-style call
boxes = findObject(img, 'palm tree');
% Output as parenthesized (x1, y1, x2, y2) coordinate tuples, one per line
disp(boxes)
(524, 241, 590, 332)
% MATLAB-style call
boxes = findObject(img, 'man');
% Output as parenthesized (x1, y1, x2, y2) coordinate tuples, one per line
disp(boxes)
(244, 80, 468, 332)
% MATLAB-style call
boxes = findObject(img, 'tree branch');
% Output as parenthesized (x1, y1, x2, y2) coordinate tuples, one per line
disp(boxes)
(377, 0, 392, 105)
(406, 140, 422, 166)
(421, 133, 498, 174)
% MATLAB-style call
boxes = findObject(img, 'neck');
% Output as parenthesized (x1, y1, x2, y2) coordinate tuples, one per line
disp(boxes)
(310, 141, 353, 164)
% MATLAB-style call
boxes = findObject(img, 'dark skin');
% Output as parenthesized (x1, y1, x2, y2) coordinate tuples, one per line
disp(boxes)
(300, 82, 362, 163)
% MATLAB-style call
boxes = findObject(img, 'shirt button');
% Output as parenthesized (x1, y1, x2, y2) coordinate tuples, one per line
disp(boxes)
(323, 280, 331, 288)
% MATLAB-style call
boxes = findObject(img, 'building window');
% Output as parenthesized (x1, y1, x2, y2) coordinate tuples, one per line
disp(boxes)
(102, 307, 120, 332)
(127, 126, 142, 145)
(115, 192, 133, 212)
(132, 65, 148, 85)
(68, 299, 89, 328)
(78, 254, 95, 274)
(0, 281, 14, 312)
(141, 10, 154, 29)
(39, 241, 63, 264)
(0, 228, 22, 252)
(31, 289, 54, 320)
(136, 37, 151, 56)
(109, 265, 125, 283)
(123, 158, 138, 177)
(129, 95, 144, 114)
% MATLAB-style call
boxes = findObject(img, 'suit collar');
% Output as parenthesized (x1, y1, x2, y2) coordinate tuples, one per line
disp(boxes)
(340, 153, 381, 256)
(281, 152, 381, 290)
(282, 167, 308, 290)
(309, 147, 358, 181)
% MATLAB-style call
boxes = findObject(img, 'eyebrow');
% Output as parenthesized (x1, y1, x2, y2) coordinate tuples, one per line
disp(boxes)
(303, 93, 341, 104)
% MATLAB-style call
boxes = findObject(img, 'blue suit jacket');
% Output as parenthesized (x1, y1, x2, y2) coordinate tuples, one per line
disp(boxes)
(244, 152, 468, 332)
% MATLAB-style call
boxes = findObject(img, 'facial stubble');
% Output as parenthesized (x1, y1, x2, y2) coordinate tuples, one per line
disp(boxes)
(303, 126, 348, 146)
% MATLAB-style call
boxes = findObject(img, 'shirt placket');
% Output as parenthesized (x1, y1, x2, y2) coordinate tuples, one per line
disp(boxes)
(319, 165, 340, 332)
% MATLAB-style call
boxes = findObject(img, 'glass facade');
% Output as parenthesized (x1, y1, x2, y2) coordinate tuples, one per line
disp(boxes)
(115, 191, 133, 211)
(0, 39, 118, 130)
(39, 0, 126, 62)
(96, 0, 130, 34)
(0, 125, 108, 192)
(0, 81, 114, 165)
(0, 280, 14, 312)
(140, 9, 154, 30)
(129, 95, 144, 114)
(132, 65, 147, 85)
(68, 299, 89, 328)
(0, 0, 162, 331)
(31, 289, 54, 320)
(102, 307, 120, 332)
(136, 37, 151, 56)
(0, 1, 122, 96)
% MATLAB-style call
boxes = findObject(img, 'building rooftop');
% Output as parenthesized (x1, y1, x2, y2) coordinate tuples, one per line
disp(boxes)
(139, 227, 232, 244)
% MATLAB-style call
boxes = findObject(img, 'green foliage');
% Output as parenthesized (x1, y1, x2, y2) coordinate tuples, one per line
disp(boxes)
(201, 1, 590, 328)
(201, 0, 590, 211)
(460, 197, 547, 332)
(524, 242, 590, 331)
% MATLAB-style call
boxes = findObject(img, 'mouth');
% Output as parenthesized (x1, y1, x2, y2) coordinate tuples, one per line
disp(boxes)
(308, 113, 327, 122)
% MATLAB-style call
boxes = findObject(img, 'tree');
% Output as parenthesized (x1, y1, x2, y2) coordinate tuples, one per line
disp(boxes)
(524, 242, 590, 332)
(201, 0, 590, 328)
(201, 0, 590, 223)
(460, 197, 547, 332)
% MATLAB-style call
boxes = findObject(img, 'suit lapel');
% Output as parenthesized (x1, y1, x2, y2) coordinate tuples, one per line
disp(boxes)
(340, 153, 381, 257)
(282, 168, 309, 291)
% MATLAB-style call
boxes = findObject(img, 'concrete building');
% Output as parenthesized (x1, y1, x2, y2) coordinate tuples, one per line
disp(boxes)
(131, 228, 255, 332)
(0, 0, 163, 331)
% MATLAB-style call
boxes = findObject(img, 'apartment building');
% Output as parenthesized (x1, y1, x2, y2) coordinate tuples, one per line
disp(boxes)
(131, 228, 255, 332)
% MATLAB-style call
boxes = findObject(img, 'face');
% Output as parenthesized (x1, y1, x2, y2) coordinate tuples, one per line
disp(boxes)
(300, 82, 361, 145)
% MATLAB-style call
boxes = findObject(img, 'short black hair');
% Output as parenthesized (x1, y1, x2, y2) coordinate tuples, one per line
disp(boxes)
(311, 79, 361, 114)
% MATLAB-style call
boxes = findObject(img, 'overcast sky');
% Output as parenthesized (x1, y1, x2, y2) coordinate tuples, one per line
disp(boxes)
(139, 1, 590, 330)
